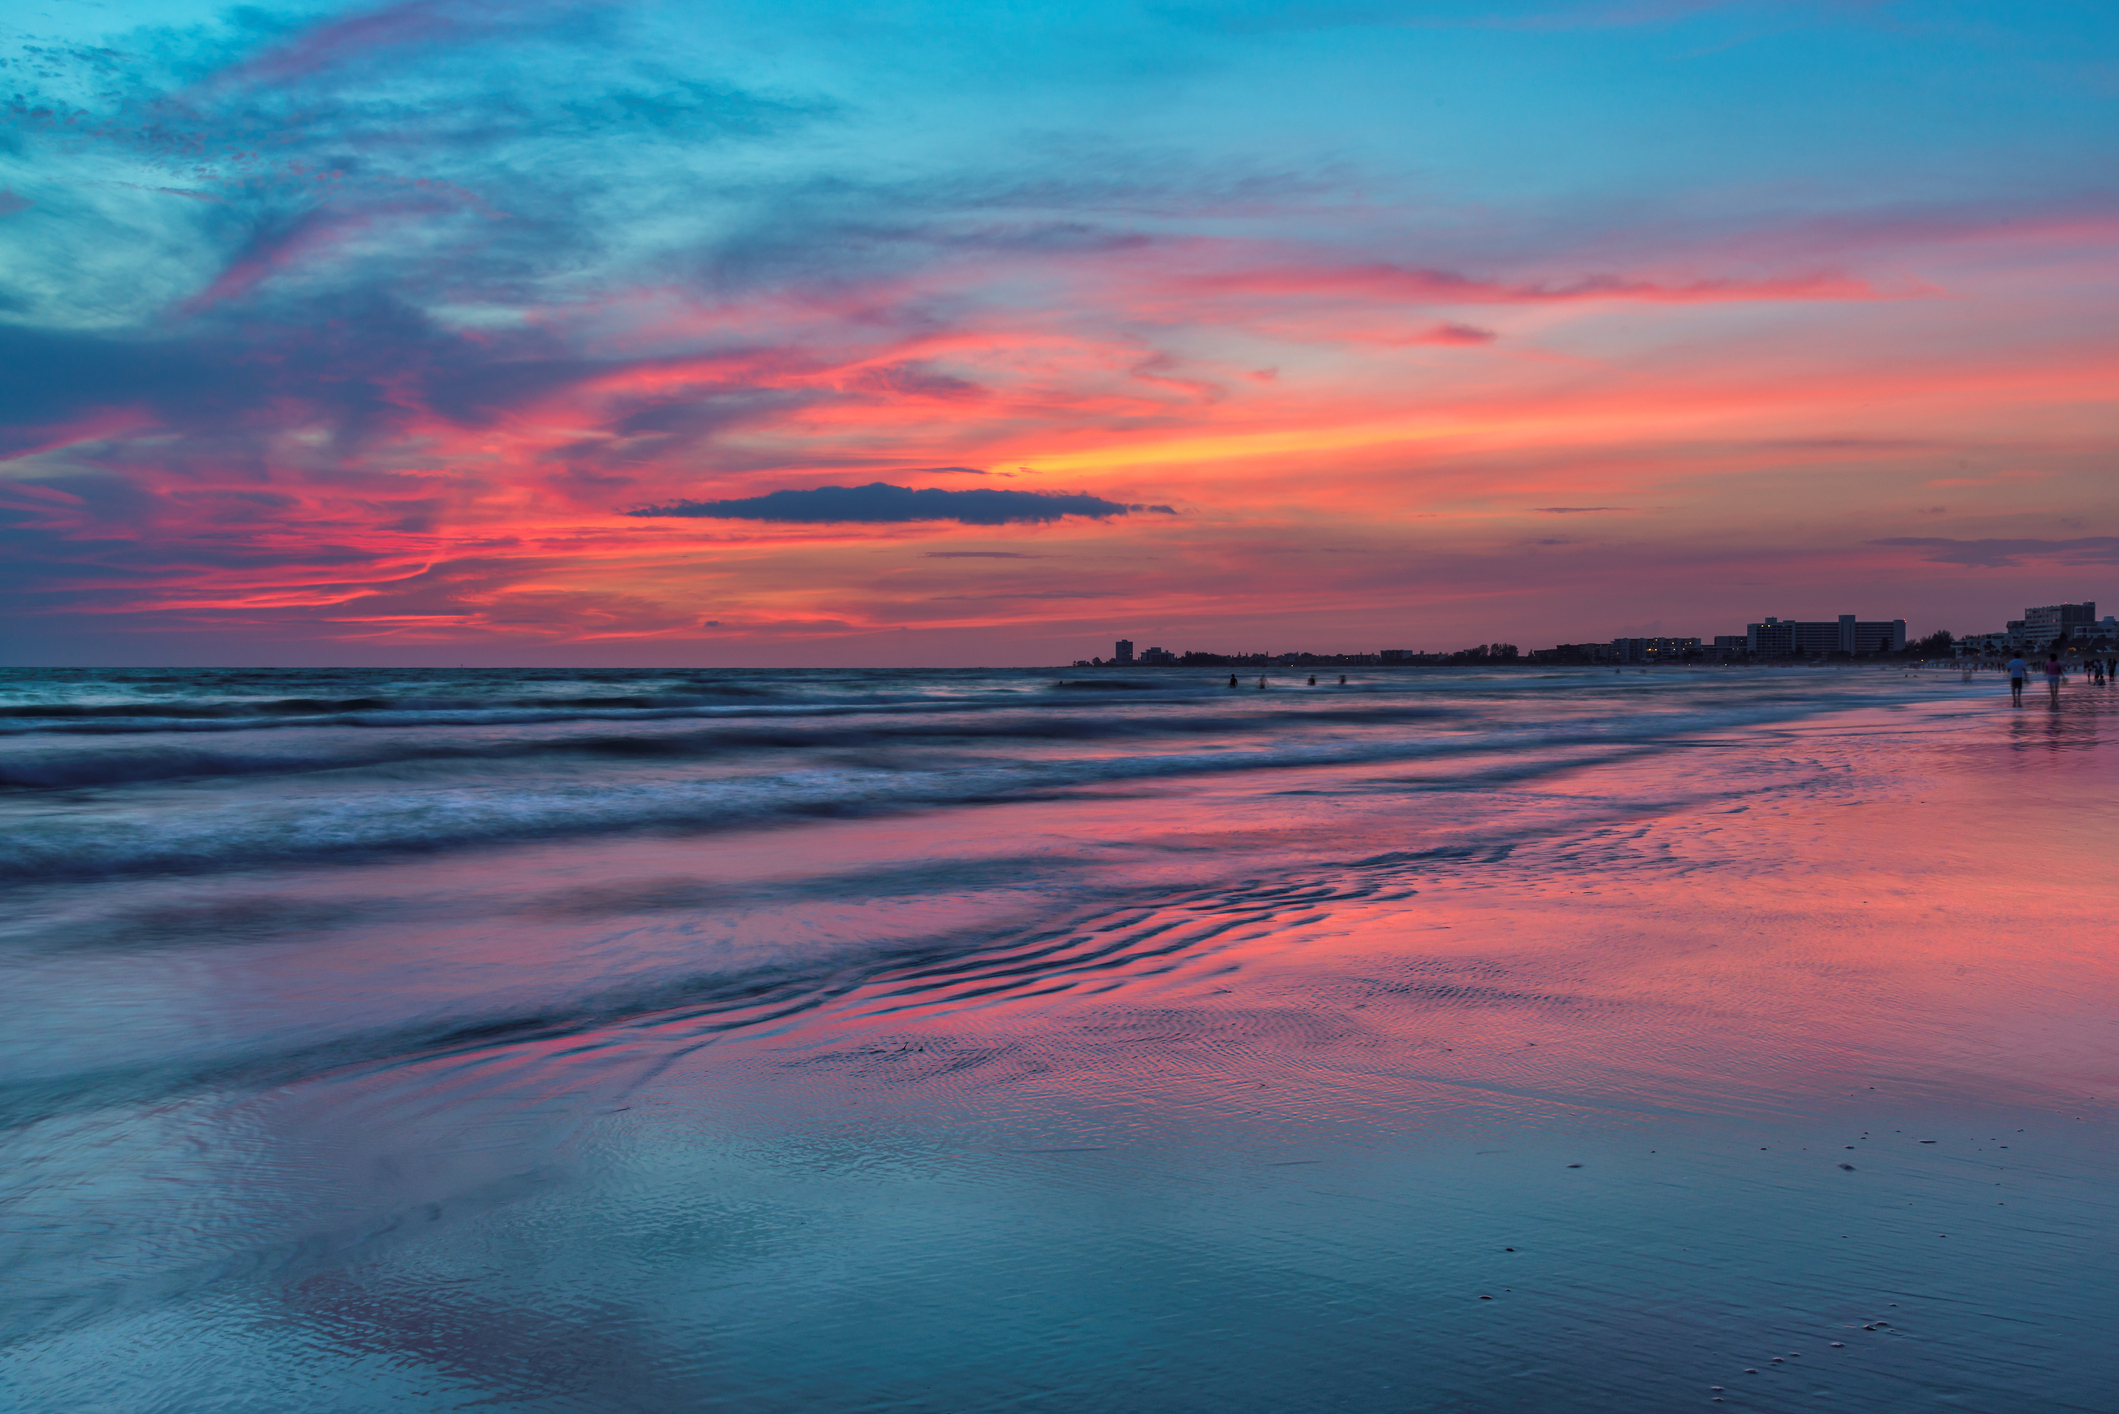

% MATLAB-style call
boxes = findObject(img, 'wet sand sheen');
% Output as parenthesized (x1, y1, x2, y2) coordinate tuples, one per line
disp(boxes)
(2, 667, 2115, 1411)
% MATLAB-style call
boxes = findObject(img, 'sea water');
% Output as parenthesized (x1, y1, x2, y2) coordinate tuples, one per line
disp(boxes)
(1, 664, 2113, 1412)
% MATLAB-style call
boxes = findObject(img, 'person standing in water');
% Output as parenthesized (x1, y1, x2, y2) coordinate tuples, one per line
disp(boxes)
(2006, 653, 2027, 704)
(2045, 652, 2064, 703)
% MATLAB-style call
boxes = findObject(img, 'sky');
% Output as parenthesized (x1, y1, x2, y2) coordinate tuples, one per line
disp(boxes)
(2, 0, 2115, 665)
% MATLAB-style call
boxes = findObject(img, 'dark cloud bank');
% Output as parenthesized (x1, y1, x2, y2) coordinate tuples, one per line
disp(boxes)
(628, 484, 1173, 525)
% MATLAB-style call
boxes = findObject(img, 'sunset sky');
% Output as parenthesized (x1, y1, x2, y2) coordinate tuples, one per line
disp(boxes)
(2, 0, 2114, 665)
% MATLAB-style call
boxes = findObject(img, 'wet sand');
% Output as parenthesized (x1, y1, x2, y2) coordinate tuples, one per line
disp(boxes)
(3, 670, 2115, 1410)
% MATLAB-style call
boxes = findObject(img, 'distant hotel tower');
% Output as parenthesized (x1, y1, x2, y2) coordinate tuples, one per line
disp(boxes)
(1746, 615, 1905, 656)
(1114, 639, 1135, 665)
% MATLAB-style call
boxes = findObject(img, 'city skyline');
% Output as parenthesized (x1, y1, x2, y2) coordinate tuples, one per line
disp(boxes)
(1087, 599, 2118, 668)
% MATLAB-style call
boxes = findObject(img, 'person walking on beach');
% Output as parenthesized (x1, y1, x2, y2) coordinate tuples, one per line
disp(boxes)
(2045, 653, 2064, 703)
(2007, 654, 2027, 704)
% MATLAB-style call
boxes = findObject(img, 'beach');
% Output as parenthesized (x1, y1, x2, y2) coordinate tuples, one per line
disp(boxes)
(3, 665, 2115, 1411)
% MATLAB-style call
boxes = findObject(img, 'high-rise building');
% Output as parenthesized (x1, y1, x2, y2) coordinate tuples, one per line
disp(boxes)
(1114, 639, 1135, 665)
(1745, 615, 1905, 656)
(1955, 602, 2109, 653)
(2022, 602, 2096, 649)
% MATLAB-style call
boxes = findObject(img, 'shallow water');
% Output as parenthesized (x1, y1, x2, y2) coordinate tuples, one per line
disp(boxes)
(2, 664, 2114, 1412)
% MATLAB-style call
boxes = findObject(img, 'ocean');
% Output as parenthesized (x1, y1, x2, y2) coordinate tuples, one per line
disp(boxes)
(2, 664, 2114, 1411)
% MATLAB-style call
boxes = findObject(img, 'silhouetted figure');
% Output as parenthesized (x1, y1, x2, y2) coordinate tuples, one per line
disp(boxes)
(1307, 674, 1316, 685)
(1258, 676, 1267, 689)
(1229, 674, 1238, 688)
(2045, 653, 2063, 703)
(2007, 653, 2026, 704)
(1338, 674, 1347, 684)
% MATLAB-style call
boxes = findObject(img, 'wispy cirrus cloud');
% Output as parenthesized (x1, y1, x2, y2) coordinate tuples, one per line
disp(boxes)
(1922, 470, 2050, 488)
(1171, 259, 1891, 307)
(1869, 537, 2119, 568)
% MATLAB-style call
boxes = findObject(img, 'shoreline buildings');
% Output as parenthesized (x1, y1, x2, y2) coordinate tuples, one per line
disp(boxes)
(1746, 615, 1905, 657)
(1080, 602, 2113, 669)
(1958, 603, 2115, 656)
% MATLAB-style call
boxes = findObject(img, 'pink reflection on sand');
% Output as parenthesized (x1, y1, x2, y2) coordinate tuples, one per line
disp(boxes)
(716, 696, 2119, 1131)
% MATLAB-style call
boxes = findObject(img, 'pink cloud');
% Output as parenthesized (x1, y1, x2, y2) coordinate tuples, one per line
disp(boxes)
(1168, 257, 1888, 307)
(211, 0, 535, 88)
(1923, 469, 2051, 488)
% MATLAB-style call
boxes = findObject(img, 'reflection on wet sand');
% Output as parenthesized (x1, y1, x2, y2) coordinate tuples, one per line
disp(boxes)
(3, 670, 2116, 1411)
